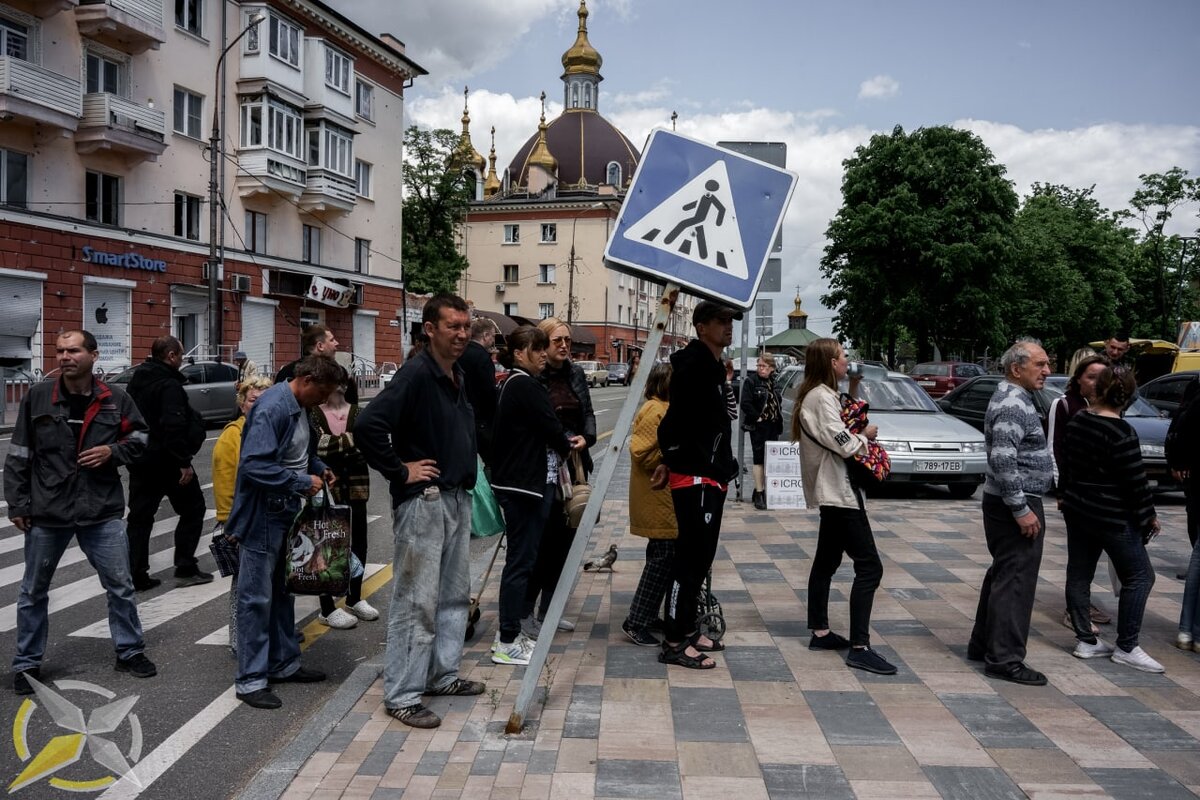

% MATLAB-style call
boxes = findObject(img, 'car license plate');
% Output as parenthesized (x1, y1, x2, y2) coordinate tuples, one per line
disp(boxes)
(918, 380, 936, 387)
(914, 461, 962, 472)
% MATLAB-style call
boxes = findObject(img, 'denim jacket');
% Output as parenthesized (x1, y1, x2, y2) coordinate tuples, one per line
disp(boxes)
(224, 381, 326, 548)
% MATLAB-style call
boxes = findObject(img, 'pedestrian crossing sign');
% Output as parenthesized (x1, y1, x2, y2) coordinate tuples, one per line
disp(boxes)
(604, 129, 797, 308)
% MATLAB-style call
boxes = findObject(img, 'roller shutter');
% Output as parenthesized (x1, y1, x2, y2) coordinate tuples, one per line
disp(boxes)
(0, 274, 42, 364)
(240, 298, 276, 375)
(352, 311, 376, 368)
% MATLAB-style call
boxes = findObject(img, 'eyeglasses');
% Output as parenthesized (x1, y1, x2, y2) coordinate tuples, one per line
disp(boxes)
(551, 336, 572, 345)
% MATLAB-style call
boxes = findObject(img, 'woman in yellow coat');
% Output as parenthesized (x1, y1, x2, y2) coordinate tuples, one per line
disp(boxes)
(622, 364, 677, 646)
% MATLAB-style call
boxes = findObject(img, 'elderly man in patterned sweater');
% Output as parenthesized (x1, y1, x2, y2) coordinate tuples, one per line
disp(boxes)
(968, 338, 1055, 686)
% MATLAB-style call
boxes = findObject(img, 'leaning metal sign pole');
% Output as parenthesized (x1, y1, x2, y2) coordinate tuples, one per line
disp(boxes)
(506, 285, 678, 733)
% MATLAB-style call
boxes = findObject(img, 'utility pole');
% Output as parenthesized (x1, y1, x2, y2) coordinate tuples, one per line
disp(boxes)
(567, 243, 576, 324)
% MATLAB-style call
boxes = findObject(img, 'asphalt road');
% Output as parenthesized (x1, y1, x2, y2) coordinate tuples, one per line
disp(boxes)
(0, 385, 631, 799)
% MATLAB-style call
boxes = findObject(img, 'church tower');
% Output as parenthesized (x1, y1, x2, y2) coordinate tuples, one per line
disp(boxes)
(561, 0, 603, 112)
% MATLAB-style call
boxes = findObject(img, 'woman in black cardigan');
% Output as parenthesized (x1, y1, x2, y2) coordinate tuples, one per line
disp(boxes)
(491, 326, 585, 666)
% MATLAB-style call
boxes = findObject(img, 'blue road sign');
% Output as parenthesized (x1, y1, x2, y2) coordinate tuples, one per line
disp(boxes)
(604, 129, 797, 308)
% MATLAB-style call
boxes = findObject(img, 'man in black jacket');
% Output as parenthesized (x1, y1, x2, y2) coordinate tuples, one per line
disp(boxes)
(459, 317, 499, 466)
(657, 300, 741, 669)
(125, 336, 209, 590)
(356, 294, 484, 729)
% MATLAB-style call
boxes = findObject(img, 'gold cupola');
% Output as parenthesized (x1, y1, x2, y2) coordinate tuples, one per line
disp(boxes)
(451, 86, 486, 174)
(484, 126, 501, 197)
(788, 291, 809, 330)
(528, 92, 558, 173)
(561, 0, 603, 112)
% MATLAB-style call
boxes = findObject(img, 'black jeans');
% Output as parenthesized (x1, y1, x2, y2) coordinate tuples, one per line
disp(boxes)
(969, 493, 1045, 668)
(664, 483, 726, 643)
(126, 465, 206, 578)
(808, 503, 883, 647)
(320, 499, 369, 615)
(1186, 473, 1200, 548)
(627, 539, 676, 628)
(527, 497, 575, 619)
(497, 485, 554, 642)
(1064, 515, 1155, 651)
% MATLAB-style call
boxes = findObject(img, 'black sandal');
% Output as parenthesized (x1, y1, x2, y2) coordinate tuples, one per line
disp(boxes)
(692, 635, 725, 652)
(658, 642, 716, 670)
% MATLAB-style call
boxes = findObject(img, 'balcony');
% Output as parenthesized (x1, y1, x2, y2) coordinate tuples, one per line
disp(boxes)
(10, 0, 79, 18)
(235, 149, 307, 200)
(299, 168, 356, 214)
(74, 0, 165, 54)
(75, 93, 166, 162)
(0, 56, 82, 133)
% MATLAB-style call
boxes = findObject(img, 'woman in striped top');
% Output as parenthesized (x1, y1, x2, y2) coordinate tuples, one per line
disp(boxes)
(1060, 366, 1163, 672)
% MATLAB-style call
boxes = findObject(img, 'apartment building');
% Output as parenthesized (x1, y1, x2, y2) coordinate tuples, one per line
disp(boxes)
(0, 0, 424, 374)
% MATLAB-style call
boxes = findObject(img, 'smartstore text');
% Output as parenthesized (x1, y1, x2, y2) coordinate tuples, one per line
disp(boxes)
(81, 246, 168, 273)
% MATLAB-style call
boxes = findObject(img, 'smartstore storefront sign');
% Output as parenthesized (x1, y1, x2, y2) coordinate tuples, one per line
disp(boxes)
(81, 246, 168, 273)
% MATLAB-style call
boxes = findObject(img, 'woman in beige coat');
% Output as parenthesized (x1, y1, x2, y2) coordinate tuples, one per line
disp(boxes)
(622, 364, 677, 646)
(793, 338, 895, 675)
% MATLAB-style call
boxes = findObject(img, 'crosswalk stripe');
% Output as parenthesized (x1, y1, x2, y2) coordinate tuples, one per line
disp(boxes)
(71, 573, 235, 638)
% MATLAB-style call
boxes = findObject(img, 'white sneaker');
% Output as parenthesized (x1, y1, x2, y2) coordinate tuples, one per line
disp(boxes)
(347, 600, 379, 621)
(318, 608, 358, 630)
(1072, 639, 1115, 659)
(1175, 632, 1193, 651)
(1111, 645, 1165, 673)
(491, 634, 534, 666)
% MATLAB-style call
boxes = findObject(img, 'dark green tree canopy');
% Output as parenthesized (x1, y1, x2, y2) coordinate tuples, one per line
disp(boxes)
(401, 126, 471, 295)
(820, 125, 1019, 363)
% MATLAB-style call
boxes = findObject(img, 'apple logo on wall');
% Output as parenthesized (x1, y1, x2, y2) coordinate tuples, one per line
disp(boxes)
(95, 302, 108, 325)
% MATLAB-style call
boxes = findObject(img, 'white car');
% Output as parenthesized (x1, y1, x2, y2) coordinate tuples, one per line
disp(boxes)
(575, 361, 609, 387)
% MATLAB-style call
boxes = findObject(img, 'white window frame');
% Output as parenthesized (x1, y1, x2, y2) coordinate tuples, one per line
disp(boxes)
(539, 302, 554, 320)
(245, 210, 267, 254)
(1, 148, 29, 208)
(173, 87, 203, 139)
(538, 264, 555, 284)
(354, 79, 374, 121)
(606, 161, 622, 186)
(354, 159, 372, 198)
(302, 224, 320, 264)
(502, 265, 518, 284)
(84, 46, 128, 97)
(503, 224, 519, 244)
(241, 96, 302, 160)
(503, 302, 519, 316)
(244, 11, 260, 53)
(85, 171, 121, 226)
(175, 0, 202, 37)
(324, 125, 352, 176)
(173, 192, 202, 240)
(0, 13, 32, 62)
(268, 14, 301, 68)
(354, 238, 370, 274)
(540, 223, 556, 243)
(324, 46, 351, 95)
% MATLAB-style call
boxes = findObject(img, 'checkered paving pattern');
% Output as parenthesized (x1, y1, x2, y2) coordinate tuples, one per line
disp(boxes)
(278, 453, 1200, 800)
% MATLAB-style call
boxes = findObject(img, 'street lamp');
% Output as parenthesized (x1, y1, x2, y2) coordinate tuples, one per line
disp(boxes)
(207, 11, 265, 359)
(567, 201, 606, 324)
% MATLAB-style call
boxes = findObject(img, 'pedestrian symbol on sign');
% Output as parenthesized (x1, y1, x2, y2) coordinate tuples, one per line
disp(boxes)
(624, 161, 748, 279)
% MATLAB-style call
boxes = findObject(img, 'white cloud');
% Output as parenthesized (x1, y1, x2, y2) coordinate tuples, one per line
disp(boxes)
(858, 75, 900, 100)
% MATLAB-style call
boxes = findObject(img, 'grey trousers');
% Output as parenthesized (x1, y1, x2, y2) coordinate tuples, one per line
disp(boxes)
(969, 493, 1045, 669)
(382, 487, 471, 709)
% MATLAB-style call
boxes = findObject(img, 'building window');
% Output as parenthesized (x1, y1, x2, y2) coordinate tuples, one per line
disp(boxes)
(538, 264, 555, 284)
(502, 265, 518, 283)
(503, 302, 518, 316)
(606, 162, 621, 186)
(173, 87, 203, 138)
(354, 79, 374, 121)
(355, 160, 372, 198)
(355, 238, 370, 274)
(245, 210, 267, 253)
(175, 0, 201, 36)
(302, 224, 320, 264)
(1, 149, 28, 208)
(268, 15, 300, 67)
(539, 303, 554, 320)
(540, 223, 556, 243)
(85, 171, 121, 225)
(173, 193, 201, 240)
(584, 83, 592, 109)
(85, 50, 125, 95)
(503, 224, 519, 244)
(244, 11, 259, 52)
(0, 17, 29, 61)
(240, 95, 303, 160)
(305, 122, 353, 176)
(324, 46, 351, 95)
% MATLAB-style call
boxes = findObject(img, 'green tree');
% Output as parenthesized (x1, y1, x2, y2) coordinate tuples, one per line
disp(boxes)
(1004, 184, 1137, 364)
(401, 126, 471, 295)
(820, 125, 1019, 364)
(1126, 167, 1200, 339)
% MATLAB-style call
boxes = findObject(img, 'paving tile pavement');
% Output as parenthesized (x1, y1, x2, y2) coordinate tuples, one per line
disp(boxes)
(265, 452, 1200, 800)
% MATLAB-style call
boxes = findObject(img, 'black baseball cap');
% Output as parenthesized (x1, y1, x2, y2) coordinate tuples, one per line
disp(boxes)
(692, 300, 743, 325)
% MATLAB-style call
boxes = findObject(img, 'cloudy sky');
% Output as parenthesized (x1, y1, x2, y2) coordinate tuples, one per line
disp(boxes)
(332, 0, 1200, 336)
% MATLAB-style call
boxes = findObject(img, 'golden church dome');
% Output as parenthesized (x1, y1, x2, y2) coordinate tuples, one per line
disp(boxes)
(561, 0, 602, 78)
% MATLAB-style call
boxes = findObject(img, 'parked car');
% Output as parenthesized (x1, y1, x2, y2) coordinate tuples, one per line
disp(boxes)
(936, 374, 1062, 432)
(1123, 395, 1175, 489)
(607, 362, 630, 386)
(575, 360, 609, 387)
(110, 360, 239, 424)
(1137, 370, 1200, 418)
(778, 365, 986, 497)
(1044, 374, 1068, 393)
(909, 361, 987, 398)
